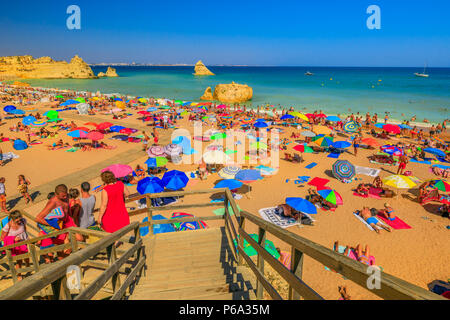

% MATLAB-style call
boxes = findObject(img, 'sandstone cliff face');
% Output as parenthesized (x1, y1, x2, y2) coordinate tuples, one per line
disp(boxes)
(200, 87, 214, 100)
(194, 60, 214, 76)
(201, 82, 253, 103)
(0, 55, 96, 79)
(98, 66, 119, 78)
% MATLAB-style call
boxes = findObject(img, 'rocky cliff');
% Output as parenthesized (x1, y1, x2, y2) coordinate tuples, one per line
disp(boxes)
(194, 60, 215, 76)
(0, 55, 96, 79)
(98, 66, 119, 77)
(201, 82, 253, 103)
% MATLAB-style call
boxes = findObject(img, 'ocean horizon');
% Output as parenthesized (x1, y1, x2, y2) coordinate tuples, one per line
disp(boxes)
(19, 66, 450, 124)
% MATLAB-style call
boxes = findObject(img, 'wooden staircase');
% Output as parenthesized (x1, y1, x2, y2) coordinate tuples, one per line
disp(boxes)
(129, 227, 256, 300)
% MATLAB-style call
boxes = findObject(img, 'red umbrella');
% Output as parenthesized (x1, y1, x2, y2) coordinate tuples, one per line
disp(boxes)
(87, 131, 104, 141)
(138, 111, 151, 115)
(84, 122, 98, 127)
(219, 113, 230, 117)
(74, 127, 90, 132)
(316, 113, 327, 118)
(383, 124, 401, 134)
(362, 138, 380, 147)
(120, 128, 133, 135)
(97, 122, 114, 130)
(305, 113, 314, 118)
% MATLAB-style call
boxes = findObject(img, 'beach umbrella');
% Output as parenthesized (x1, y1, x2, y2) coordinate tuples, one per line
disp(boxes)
(381, 145, 403, 156)
(332, 141, 351, 149)
(214, 179, 243, 190)
(293, 144, 313, 153)
(145, 157, 168, 168)
(140, 215, 175, 235)
(87, 131, 104, 141)
(137, 177, 164, 195)
(289, 112, 309, 121)
(162, 170, 189, 190)
(110, 125, 126, 133)
(67, 130, 88, 138)
(382, 175, 418, 189)
(4, 105, 16, 113)
(61, 99, 80, 106)
(203, 150, 231, 164)
(280, 114, 295, 120)
(313, 125, 332, 135)
(300, 131, 316, 138)
(362, 138, 380, 147)
(55, 95, 64, 99)
(138, 98, 147, 103)
(9, 109, 26, 115)
(137, 111, 151, 115)
(429, 180, 450, 193)
(102, 164, 133, 178)
(241, 118, 254, 125)
(218, 166, 241, 179)
(423, 148, 446, 158)
(326, 115, 341, 122)
(171, 212, 208, 231)
(399, 124, 412, 129)
(97, 122, 113, 130)
(235, 169, 262, 183)
(383, 124, 401, 134)
(147, 107, 157, 112)
(211, 132, 227, 140)
(164, 144, 183, 156)
(217, 104, 227, 109)
(75, 97, 86, 103)
(285, 197, 317, 214)
(253, 121, 268, 128)
(343, 121, 359, 133)
(312, 135, 334, 147)
(84, 122, 98, 127)
(119, 128, 134, 135)
(233, 234, 280, 259)
(317, 189, 343, 205)
(13, 139, 28, 151)
(332, 160, 355, 181)
(45, 110, 59, 119)
(147, 145, 166, 157)
(22, 116, 37, 126)
(31, 121, 47, 127)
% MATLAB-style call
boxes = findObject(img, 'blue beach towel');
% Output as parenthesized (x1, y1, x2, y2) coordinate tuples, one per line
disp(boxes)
(327, 153, 340, 158)
(305, 162, 317, 169)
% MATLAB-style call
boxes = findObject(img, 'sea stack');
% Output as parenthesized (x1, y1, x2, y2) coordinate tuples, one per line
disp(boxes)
(194, 60, 215, 76)
(201, 82, 253, 103)
(0, 55, 96, 79)
(98, 66, 119, 77)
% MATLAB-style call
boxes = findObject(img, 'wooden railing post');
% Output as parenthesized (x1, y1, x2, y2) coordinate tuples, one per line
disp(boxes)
(288, 248, 304, 300)
(28, 244, 40, 273)
(238, 216, 245, 266)
(146, 196, 153, 236)
(108, 245, 121, 293)
(51, 276, 72, 300)
(256, 227, 266, 299)
(5, 250, 18, 284)
(69, 231, 78, 253)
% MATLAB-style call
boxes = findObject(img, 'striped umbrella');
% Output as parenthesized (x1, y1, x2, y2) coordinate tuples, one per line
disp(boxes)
(317, 189, 343, 205)
(382, 175, 418, 189)
(218, 166, 241, 179)
(429, 180, 450, 192)
(312, 135, 334, 147)
(300, 131, 316, 138)
(235, 169, 263, 183)
(343, 121, 359, 133)
(171, 212, 208, 231)
(68, 130, 88, 138)
(332, 160, 355, 181)
(164, 144, 183, 156)
(147, 145, 166, 157)
(145, 157, 168, 168)
(31, 121, 47, 127)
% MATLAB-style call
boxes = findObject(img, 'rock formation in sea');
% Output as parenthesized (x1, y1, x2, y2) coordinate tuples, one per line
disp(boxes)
(0, 55, 96, 79)
(200, 87, 214, 100)
(201, 82, 253, 103)
(98, 66, 119, 77)
(194, 60, 215, 76)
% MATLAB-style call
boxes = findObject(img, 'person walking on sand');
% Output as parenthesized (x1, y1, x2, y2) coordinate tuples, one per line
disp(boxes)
(0, 177, 8, 213)
(79, 182, 96, 229)
(397, 154, 408, 175)
(352, 135, 361, 156)
(17, 175, 32, 204)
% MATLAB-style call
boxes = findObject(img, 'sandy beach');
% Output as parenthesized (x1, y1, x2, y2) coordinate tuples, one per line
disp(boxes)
(0, 83, 449, 300)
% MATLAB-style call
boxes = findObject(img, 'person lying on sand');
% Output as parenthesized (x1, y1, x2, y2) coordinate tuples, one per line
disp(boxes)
(47, 139, 70, 150)
(307, 188, 337, 210)
(275, 203, 313, 225)
(358, 207, 391, 233)
(438, 204, 449, 218)
(355, 183, 369, 196)
(334, 241, 373, 266)
(376, 203, 396, 221)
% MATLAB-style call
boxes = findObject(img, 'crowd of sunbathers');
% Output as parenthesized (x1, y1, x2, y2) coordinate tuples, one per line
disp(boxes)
(354, 177, 396, 198)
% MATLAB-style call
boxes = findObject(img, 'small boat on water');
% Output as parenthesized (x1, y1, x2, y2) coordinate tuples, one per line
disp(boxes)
(414, 64, 429, 78)
(305, 71, 313, 76)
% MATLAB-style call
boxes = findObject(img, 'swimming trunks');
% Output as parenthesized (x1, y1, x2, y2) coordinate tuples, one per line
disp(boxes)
(366, 217, 378, 225)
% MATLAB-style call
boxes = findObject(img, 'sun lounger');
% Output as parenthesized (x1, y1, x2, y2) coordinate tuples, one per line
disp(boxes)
(353, 211, 381, 231)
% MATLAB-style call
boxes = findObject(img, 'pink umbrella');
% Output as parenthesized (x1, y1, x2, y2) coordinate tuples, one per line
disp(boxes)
(97, 122, 114, 130)
(101, 164, 133, 178)
(87, 131, 104, 141)
(217, 104, 227, 109)
(383, 124, 401, 134)
(138, 111, 151, 115)
(147, 145, 166, 157)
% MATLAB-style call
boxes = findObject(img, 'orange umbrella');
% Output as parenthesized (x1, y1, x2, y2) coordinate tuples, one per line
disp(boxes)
(84, 122, 98, 127)
(362, 138, 380, 147)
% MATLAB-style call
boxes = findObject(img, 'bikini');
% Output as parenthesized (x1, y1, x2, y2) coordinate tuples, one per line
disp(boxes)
(386, 209, 396, 221)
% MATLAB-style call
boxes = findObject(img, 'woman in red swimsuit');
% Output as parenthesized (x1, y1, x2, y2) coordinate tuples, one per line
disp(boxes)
(99, 171, 130, 233)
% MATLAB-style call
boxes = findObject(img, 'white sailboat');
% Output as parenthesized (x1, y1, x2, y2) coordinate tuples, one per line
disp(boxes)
(414, 64, 429, 78)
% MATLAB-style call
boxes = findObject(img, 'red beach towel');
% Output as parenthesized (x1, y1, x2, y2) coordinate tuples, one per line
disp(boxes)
(377, 213, 411, 229)
(307, 177, 329, 189)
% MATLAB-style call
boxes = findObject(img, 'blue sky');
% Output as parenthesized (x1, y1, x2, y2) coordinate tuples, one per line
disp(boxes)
(0, 0, 449, 66)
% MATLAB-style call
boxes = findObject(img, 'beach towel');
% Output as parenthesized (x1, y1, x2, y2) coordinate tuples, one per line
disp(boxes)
(410, 159, 432, 165)
(369, 160, 397, 166)
(65, 147, 80, 152)
(305, 162, 317, 169)
(0, 152, 19, 161)
(355, 166, 381, 177)
(432, 164, 450, 170)
(377, 213, 411, 229)
(325, 245, 376, 275)
(308, 177, 329, 189)
(327, 153, 340, 158)
(29, 141, 43, 145)
(258, 207, 300, 229)
(353, 211, 381, 231)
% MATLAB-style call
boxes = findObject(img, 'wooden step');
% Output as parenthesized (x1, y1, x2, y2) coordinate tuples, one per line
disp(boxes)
(132, 283, 238, 300)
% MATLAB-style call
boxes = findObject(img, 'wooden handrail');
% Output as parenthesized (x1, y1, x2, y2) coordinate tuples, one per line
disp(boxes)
(0, 222, 140, 300)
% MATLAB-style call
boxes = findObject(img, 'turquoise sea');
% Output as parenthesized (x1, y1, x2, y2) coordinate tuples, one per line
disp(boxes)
(23, 66, 450, 124)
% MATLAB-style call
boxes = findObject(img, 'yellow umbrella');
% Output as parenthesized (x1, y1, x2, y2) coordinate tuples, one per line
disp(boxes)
(313, 125, 332, 135)
(382, 175, 419, 189)
(138, 98, 147, 103)
(289, 111, 309, 121)
(115, 101, 126, 109)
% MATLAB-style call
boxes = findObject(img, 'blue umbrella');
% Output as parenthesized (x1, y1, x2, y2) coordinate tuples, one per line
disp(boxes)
(9, 109, 25, 115)
(254, 121, 268, 128)
(13, 139, 28, 151)
(22, 116, 37, 126)
(147, 107, 158, 112)
(374, 123, 384, 129)
(161, 170, 189, 190)
(256, 118, 266, 122)
(280, 114, 294, 120)
(3, 105, 16, 113)
(67, 130, 88, 138)
(285, 197, 317, 214)
(61, 99, 80, 106)
(326, 115, 341, 122)
(137, 177, 164, 194)
(235, 169, 263, 182)
(114, 97, 123, 101)
(214, 179, 243, 190)
(343, 121, 359, 133)
(423, 147, 446, 158)
(332, 160, 356, 181)
(399, 124, 412, 129)
(140, 215, 175, 236)
(332, 141, 351, 149)
(110, 125, 126, 133)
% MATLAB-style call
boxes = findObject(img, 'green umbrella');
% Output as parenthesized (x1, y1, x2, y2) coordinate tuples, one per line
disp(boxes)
(233, 234, 280, 259)
(46, 110, 59, 120)
(211, 132, 227, 140)
(180, 111, 189, 116)
(213, 204, 241, 216)
(160, 105, 171, 109)
(175, 100, 183, 104)
(55, 95, 64, 99)
(47, 118, 63, 123)
(202, 116, 209, 120)
(75, 97, 86, 103)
